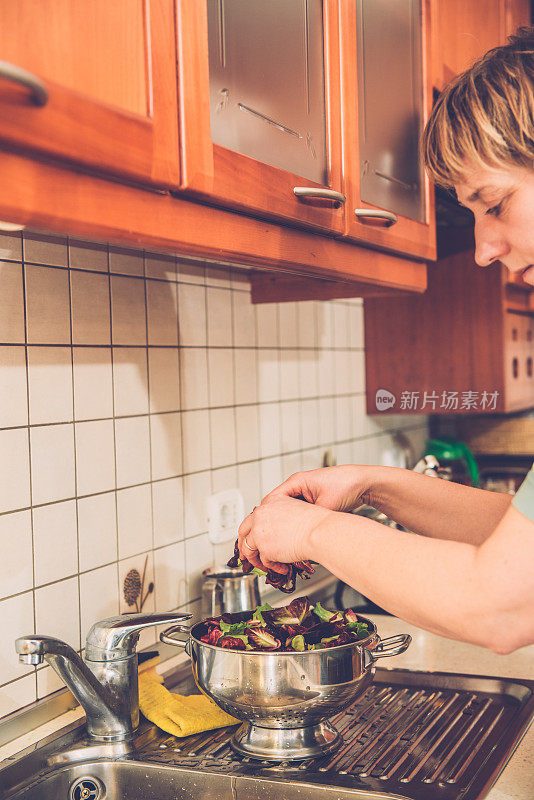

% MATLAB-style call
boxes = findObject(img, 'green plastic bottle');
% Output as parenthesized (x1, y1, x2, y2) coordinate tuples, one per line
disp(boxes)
(424, 437, 479, 487)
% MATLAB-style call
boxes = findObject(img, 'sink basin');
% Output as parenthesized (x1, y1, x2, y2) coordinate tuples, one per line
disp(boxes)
(5, 761, 390, 800)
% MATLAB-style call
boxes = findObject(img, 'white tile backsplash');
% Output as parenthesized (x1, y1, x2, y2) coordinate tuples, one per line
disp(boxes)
(28, 346, 73, 425)
(75, 419, 116, 496)
(113, 347, 149, 417)
(0, 262, 25, 343)
(0, 345, 28, 427)
(73, 347, 114, 421)
(0, 230, 429, 720)
(35, 576, 80, 650)
(146, 279, 178, 346)
(77, 491, 118, 572)
(0, 511, 33, 600)
(70, 270, 110, 345)
(25, 265, 70, 345)
(110, 276, 147, 346)
(33, 500, 78, 586)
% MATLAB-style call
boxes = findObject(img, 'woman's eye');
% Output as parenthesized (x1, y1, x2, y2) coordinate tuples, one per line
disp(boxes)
(486, 202, 503, 217)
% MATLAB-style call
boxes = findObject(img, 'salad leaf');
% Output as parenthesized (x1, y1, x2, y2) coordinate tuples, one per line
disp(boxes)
(219, 635, 248, 649)
(288, 597, 313, 625)
(220, 620, 247, 635)
(252, 602, 273, 626)
(252, 567, 267, 577)
(265, 606, 300, 626)
(312, 601, 335, 622)
(246, 627, 281, 650)
(200, 627, 223, 646)
(290, 634, 306, 651)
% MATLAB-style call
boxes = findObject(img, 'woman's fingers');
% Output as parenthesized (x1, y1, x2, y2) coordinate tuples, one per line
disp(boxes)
(261, 472, 313, 504)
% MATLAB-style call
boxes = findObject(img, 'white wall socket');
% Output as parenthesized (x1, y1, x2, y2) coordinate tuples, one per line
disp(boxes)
(207, 489, 245, 545)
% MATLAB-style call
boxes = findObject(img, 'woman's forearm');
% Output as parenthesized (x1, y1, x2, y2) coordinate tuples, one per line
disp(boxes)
(309, 512, 488, 646)
(366, 467, 511, 545)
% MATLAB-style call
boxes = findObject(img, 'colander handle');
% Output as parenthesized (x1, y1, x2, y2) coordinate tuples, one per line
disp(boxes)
(160, 624, 191, 649)
(372, 633, 411, 659)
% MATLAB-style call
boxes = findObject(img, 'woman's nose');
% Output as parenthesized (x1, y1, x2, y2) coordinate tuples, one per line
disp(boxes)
(473, 217, 510, 267)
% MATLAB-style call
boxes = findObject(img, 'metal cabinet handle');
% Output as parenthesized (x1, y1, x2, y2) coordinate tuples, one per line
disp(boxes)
(0, 60, 48, 106)
(293, 187, 346, 208)
(354, 208, 398, 227)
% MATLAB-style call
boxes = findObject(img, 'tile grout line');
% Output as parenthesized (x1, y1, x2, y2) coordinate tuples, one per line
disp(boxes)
(20, 231, 38, 700)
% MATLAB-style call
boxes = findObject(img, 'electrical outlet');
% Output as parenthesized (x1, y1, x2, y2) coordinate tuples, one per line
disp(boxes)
(207, 489, 245, 545)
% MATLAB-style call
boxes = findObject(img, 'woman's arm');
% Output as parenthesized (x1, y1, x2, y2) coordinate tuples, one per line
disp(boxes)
(264, 466, 512, 546)
(309, 501, 534, 653)
(368, 467, 512, 545)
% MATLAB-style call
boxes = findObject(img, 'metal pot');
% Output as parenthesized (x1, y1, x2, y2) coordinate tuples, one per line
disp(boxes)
(201, 565, 261, 618)
(160, 615, 411, 760)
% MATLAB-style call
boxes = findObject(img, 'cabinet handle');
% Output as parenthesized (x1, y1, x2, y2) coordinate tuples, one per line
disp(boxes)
(293, 187, 346, 208)
(0, 60, 48, 106)
(354, 208, 398, 227)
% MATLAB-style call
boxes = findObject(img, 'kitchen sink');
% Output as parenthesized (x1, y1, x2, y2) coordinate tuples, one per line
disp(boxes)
(2, 667, 534, 800)
(3, 759, 403, 800)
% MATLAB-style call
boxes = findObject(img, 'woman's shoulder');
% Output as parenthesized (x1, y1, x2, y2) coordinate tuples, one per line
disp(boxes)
(511, 463, 534, 522)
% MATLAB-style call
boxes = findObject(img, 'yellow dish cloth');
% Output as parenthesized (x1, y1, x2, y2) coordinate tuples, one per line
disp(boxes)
(138, 673, 239, 738)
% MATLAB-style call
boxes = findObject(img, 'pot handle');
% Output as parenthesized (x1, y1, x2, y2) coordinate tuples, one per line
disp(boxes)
(372, 633, 411, 659)
(160, 624, 191, 649)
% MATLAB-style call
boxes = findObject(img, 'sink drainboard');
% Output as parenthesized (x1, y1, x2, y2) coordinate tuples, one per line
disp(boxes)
(139, 667, 534, 800)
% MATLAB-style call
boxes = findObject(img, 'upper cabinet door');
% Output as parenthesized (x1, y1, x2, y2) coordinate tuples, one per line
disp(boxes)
(0, 1, 180, 188)
(340, 0, 436, 261)
(176, 0, 345, 234)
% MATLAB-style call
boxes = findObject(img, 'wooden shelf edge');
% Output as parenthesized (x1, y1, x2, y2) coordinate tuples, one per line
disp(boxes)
(0, 150, 428, 292)
(250, 272, 426, 303)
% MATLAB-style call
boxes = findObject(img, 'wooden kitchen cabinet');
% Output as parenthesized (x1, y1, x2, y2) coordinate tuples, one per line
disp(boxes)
(0, 0, 180, 187)
(0, 0, 429, 299)
(338, 0, 436, 262)
(175, 0, 345, 235)
(431, 0, 531, 91)
(363, 246, 534, 415)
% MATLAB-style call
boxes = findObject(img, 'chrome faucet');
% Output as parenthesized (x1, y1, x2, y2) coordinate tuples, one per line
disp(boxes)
(15, 611, 192, 742)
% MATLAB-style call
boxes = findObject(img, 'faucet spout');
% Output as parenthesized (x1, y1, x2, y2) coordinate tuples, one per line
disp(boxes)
(15, 612, 192, 741)
(15, 635, 130, 741)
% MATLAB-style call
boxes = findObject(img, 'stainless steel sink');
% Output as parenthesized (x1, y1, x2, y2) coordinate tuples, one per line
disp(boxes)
(6, 762, 234, 800)
(3, 759, 399, 800)
(2, 667, 534, 800)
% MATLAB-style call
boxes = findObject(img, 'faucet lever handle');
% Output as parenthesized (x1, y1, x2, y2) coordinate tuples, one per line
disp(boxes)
(86, 612, 193, 661)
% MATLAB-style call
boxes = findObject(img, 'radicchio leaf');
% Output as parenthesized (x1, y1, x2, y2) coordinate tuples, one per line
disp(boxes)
(219, 635, 248, 649)
(264, 606, 300, 626)
(246, 627, 281, 650)
(201, 627, 224, 646)
(288, 597, 313, 624)
(226, 539, 315, 595)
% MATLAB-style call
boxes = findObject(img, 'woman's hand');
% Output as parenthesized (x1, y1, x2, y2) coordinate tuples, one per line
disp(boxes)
(261, 465, 374, 513)
(237, 496, 333, 573)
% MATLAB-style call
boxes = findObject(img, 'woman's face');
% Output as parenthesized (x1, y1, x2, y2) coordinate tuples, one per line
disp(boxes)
(454, 164, 534, 285)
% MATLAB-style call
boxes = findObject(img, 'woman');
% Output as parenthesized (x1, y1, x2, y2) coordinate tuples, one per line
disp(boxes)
(238, 28, 534, 654)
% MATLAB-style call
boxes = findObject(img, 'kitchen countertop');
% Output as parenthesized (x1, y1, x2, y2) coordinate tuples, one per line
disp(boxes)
(1, 611, 533, 799)
(366, 614, 534, 800)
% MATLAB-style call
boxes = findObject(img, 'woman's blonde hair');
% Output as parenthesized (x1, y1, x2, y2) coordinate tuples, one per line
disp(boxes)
(423, 27, 534, 189)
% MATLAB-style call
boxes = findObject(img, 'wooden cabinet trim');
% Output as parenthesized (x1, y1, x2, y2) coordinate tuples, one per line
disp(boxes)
(0, 148, 426, 292)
